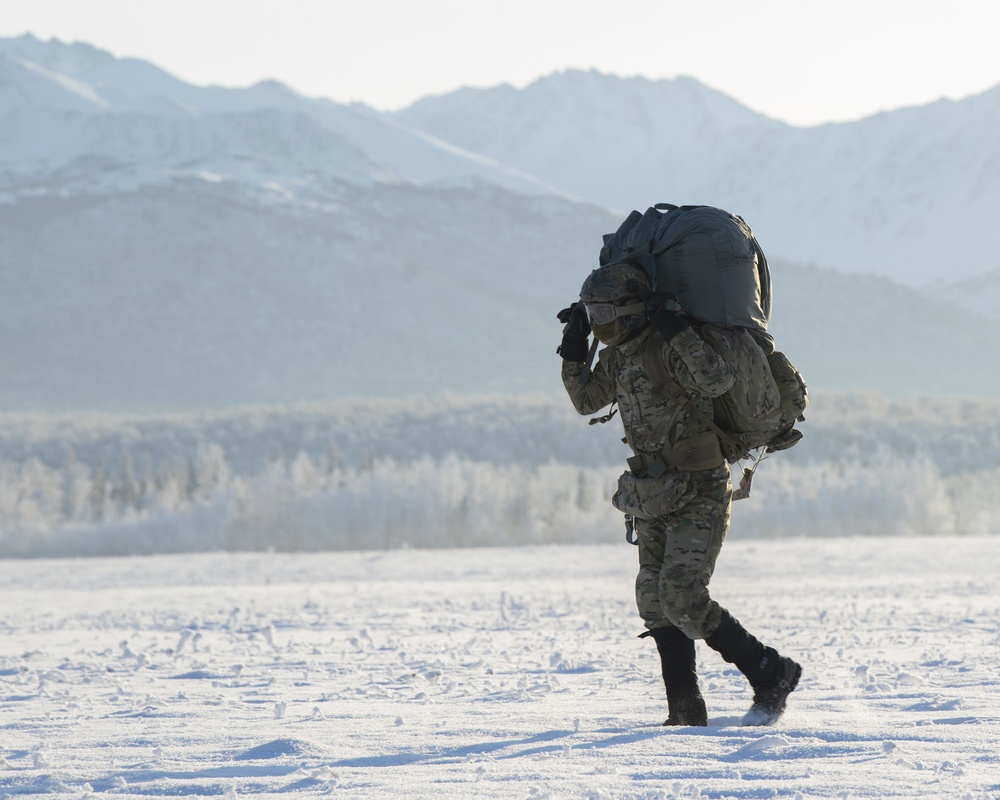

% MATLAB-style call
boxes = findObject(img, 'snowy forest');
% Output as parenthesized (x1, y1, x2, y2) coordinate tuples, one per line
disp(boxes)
(3, 391, 998, 557)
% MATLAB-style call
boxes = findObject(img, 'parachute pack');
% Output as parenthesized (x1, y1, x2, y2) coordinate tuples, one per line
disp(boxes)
(601, 203, 808, 490)
(601, 203, 772, 343)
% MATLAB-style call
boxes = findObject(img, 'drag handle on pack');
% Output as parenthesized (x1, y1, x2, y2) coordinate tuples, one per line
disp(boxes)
(730, 468, 754, 501)
(731, 458, 764, 501)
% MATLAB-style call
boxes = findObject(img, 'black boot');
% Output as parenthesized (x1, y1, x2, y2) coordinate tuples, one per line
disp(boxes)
(645, 627, 708, 727)
(704, 610, 801, 726)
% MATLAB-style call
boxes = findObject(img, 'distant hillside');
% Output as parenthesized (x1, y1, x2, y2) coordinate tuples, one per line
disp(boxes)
(766, 260, 1000, 397)
(3, 167, 998, 412)
(0, 175, 615, 411)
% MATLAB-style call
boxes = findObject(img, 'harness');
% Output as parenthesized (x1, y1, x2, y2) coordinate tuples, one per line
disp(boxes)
(626, 431, 723, 476)
(641, 331, 767, 501)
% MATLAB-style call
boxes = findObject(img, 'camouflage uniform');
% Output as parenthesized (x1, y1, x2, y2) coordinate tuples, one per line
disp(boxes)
(558, 260, 801, 727)
(562, 324, 735, 639)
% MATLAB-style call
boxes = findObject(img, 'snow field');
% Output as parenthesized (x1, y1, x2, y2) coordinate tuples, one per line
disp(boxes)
(2, 537, 998, 799)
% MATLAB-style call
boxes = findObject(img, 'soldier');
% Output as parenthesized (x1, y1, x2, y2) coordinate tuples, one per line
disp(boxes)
(557, 261, 801, 727)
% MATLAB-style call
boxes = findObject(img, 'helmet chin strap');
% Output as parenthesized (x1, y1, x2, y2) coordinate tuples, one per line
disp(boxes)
(621, 325, 647, 343)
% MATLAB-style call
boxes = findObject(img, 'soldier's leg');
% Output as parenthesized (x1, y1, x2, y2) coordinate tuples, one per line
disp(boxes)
(651, 469, 803, 725)
(655, 465, 732, 640)
(633, 472, 722, 726)
(635, 513, 672, 632)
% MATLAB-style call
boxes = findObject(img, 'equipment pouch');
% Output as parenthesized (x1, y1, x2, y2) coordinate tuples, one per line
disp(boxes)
(612, 470, 695, 521)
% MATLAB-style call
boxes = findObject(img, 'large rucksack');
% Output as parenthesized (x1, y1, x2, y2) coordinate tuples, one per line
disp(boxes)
(601, 203, 772, 342)
(600, 203, 808, 480)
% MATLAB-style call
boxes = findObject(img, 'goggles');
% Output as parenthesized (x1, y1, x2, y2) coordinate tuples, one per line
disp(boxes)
(584, 301, 646, 326)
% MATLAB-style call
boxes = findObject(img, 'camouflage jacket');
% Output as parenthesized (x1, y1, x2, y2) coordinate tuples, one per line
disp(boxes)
(561, 325, 734, 457)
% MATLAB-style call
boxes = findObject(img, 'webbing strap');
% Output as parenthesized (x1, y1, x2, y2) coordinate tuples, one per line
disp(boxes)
(589, 402, 618, 426)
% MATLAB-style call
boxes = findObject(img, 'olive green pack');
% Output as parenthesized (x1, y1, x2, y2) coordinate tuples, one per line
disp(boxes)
(644, 325, 808, 465)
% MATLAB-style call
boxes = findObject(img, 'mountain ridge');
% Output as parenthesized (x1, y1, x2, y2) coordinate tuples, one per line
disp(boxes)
(0, 35, 570, 201)
(394, 69, 1000, 294)
(2, 35, 998, 412)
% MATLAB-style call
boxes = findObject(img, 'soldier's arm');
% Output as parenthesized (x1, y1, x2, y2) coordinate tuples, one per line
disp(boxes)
(561, 349, 616, 415)
(667, 328, 735, 398)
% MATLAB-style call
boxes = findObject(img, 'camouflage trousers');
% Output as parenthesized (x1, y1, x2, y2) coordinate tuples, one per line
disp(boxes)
(634, 464, 732, 639)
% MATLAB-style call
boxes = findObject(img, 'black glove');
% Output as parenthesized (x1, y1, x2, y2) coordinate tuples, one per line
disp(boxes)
(556, 302, 590, 362)
(644, 292, 689, 343)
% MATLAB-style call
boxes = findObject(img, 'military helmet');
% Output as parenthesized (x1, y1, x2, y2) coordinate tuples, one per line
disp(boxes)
(579, 262, 650, 344)
(579, 261, 651, 305)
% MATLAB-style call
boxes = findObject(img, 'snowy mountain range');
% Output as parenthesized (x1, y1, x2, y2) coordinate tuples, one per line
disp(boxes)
(1, 34, 998, 412)
(396, 70, 1000, 294)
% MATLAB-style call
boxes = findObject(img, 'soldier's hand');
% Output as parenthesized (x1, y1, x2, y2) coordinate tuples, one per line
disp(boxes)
(557, 302, 591, 361)
(557, 302, 591, 336)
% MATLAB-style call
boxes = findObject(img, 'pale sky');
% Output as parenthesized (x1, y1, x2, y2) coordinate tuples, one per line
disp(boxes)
(3, 0, 999, 127)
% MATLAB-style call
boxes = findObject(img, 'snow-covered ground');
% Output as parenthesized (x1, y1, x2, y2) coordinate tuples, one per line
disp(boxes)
(2, 536, 998, 799)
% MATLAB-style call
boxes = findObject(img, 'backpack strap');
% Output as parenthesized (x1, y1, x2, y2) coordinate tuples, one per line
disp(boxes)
(642, 332, 745, 462)
(578, 338, 600, 384)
